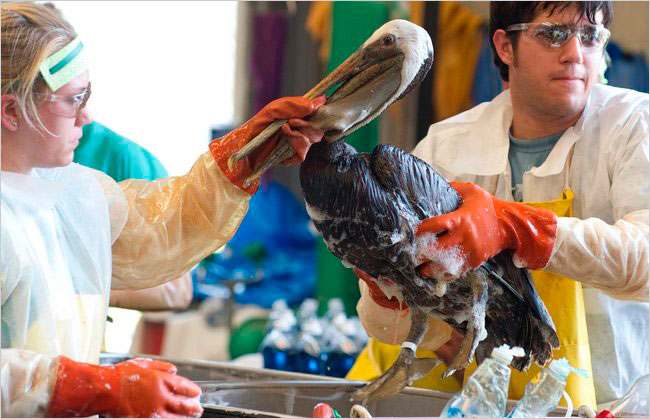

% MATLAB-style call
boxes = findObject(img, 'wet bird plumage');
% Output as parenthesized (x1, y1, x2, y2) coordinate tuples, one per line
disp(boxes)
(300, 140, 560, 402)
(234, 18, 559, 403)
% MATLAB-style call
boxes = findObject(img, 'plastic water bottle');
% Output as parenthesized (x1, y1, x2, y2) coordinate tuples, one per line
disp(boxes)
(348, 316, 369, 348)
(261, 308, 297, 371)
(508, 358, 589, 418)
(297, 299, 320, 325)
(596, 374, 649, 418)
(322, 327, 358, 377)
(293, 299, 325, 374)
(324, 298, 345, 321)
(268, 299, 291, 328)
(293, 334, 323, 374)
(319, 308, 359, 377)
(441, 344, 525, 418)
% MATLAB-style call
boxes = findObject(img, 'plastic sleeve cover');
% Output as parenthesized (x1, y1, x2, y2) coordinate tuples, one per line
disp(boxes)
(1, 349, 59, 418)
(547, 209, 649, 301)
(108, 272, 193, 310)
(110, 151, 250, 290)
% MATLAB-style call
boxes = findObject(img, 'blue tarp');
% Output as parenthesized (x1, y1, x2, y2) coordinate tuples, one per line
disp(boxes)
(605, 42, 649, 93)
(192, 180, 317, 308)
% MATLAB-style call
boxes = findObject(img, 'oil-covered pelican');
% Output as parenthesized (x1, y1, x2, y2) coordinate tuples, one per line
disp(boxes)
(234, 19, 559, 404)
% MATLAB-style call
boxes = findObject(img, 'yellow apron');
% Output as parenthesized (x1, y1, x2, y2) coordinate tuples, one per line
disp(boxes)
(347, 188, 597, 408)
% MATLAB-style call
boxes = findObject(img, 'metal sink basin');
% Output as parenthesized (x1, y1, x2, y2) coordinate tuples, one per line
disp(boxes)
(199, 379, 462, 417)
(101, 353, 575, 417)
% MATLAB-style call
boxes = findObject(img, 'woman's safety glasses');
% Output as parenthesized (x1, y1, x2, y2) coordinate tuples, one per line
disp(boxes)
(506, 23, 611, 51)
(35, 82, 91, 118)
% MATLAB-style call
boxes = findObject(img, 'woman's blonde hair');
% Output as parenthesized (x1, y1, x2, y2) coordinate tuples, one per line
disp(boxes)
(1, 2, 77, 133)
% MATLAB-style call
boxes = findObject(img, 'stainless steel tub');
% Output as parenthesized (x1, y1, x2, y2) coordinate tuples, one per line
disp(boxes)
(100, 353, 575, 417)
(199, 379, 465, 417)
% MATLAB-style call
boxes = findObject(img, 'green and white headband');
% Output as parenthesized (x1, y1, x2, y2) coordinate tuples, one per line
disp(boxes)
(38, 36, 87, 92)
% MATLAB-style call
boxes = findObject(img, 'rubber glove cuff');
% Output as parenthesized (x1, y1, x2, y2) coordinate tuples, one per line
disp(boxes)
(209, 96, 325, 194)
(47, 356, 202, 418)
(47, 356, 120, 418)
(416, 181, 557, 276)
(493, 197, 557, 270)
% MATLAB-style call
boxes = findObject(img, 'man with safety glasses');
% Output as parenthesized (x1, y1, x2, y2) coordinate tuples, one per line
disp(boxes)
(350, 1, 648, 409)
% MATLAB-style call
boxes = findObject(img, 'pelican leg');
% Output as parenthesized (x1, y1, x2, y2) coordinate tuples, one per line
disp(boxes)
(442, 271, 488, 379)
(352, 307, 440, 404)
(227, 119, 287, 171)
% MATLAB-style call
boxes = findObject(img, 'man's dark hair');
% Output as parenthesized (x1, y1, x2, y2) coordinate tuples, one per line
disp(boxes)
(489, 1, 613, 81)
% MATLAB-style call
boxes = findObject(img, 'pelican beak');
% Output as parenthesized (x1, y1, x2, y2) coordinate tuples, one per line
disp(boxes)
(227, 48, 366, 176)
(230, 38, 404, 187)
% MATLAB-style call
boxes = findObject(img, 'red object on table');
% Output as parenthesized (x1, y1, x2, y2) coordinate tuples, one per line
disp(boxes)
(313, 402, 335, 418)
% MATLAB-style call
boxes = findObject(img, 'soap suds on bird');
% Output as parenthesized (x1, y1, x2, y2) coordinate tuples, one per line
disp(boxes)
(512, 253, 527, 269)
(375, 276, 405, 304)
(415, 233, 466, 281)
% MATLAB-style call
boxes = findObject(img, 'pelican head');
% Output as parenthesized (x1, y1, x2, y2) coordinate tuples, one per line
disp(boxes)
(229, 19, 433, 186)
(311, 19, 433, 141)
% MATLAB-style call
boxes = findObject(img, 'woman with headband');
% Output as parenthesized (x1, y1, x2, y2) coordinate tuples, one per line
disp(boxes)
(0, 2, 325, 417)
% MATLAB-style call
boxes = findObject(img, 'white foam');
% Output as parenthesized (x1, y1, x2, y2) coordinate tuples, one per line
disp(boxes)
(433, 280, 447, 298)
(415, 233, 466, 280)
(374, 276, 405, 306)
(512, 252, 527, 269)
(389, 231, 405, 244)
(326, 230, 348, 247)
(478, 326, 488, 342)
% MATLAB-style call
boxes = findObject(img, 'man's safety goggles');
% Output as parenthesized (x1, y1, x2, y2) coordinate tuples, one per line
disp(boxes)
(35, 82, 91, 118)
(506, 22, 611, 51)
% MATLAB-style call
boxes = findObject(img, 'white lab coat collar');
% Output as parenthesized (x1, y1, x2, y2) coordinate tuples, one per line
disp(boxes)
(1, 170, 64, 210)
(447, 88, 594, 177)
(455, 89, 512, 176)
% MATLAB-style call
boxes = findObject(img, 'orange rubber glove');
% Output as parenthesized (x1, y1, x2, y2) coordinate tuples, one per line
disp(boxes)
(209, 96, 326, 194)
(47, 356, 203, 418)
(416, 181, 557, 279)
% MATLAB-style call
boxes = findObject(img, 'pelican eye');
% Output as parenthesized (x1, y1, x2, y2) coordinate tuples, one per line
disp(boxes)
(382, 34, 395, 46)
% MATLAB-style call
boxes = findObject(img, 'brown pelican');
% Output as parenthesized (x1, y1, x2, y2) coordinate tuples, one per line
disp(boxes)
(232, 20, 559, 405)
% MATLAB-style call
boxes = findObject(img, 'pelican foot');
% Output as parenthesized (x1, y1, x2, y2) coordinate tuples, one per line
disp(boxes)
(352, 347, 440, 404)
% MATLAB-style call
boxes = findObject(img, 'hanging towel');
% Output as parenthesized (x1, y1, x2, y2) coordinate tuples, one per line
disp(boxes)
(433, 2, 483, 122)
(250, 12, 288, 113)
